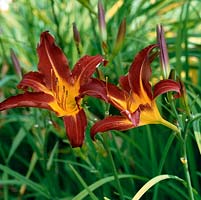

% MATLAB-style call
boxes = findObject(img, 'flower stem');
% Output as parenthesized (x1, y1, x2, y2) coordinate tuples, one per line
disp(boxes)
(102, 135, 124, 200)
(180, 123, 195, 200)
(160, 118, 180, 133)
(181, 141, 195, 200)
(167, 92, 194, 200)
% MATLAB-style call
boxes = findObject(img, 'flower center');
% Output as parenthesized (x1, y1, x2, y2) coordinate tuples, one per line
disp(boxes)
(49, 71, 80, 117)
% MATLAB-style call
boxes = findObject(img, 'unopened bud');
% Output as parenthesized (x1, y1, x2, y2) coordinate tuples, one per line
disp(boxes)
(179, 80, 191, 116)
(73, 22, 82, 55)
(98, 0, 107, 42)
(157, 24, 170, 79)
(10, 48, 22, 77)
(112, 18, 126, 56)
(168, 69, 176, 80)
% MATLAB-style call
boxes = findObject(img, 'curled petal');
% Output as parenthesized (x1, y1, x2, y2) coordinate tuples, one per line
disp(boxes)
(63, 109, 87, 147)
(72, 55, 106, 85)
(128, 44, 157, 99)
(37, 31, 71, 88)
(80, 78, 108, 101)
(0, 92, 54, 111)
(107, 82, 129, 111)
(80, 77, 129, 111)
(17, 72, 51, 94)
(153, 79, 181, 99)
(90, 116, 134, 139)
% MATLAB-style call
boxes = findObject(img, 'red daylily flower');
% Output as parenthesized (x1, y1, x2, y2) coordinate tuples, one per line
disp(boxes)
(81, 45, 181, 139)
(0, 31, 105, 147)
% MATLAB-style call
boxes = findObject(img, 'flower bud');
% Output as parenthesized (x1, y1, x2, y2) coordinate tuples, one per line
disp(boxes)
(157, 24, 170, 79)
(73, 22, 82, 55)
(112, 18, 126, 57)
(98, 0, 107, 42)
(10, 48, 22, 77)
(179, 80, 191, 116)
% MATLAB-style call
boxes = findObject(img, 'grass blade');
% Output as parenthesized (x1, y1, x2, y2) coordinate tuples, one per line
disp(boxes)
(193, 119, 201, 154)
(69, 164, 99, 200)
(70, 174, 147, 200)
(0, 164, 51, 199)
(6, 127, 27, 163)
(132, 174, 184, 200)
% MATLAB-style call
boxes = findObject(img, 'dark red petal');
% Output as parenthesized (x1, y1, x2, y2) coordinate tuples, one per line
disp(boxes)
(63, 109, 87, 147)
(107, 82, 129, 111)
(80, 78, 108, 101)
(119, 75, 130, 92)
(90, 116, 134, 139)
(128, 44, 157, 98)
(37, 31, 71, 88)
(72, 55, 105, 85)
(0, 92, 54, 111)
(81, 78, 129, 112)
(17, 71, 46, 92)
(153, 79, 181, 99)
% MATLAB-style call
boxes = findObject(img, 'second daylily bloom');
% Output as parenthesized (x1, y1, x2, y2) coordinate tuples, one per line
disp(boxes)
(0, 31, 105, 147)
(81, 45, 181, 138)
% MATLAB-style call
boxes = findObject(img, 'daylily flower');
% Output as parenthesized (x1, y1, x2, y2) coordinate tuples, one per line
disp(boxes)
(0, 31, 105, 147)
(81, 45, 181, 138)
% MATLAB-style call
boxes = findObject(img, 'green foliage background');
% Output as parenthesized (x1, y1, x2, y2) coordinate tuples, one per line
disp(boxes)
(0, 0, 200, 199)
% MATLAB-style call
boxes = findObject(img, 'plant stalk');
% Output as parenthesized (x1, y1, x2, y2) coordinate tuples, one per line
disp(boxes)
(181, 138, 195, 200)
(168, 92, 194, 200)
(102, 135, 124, 200)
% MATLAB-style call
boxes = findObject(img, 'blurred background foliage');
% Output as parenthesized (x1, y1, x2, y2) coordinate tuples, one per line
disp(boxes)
(0, 0, 200, 199)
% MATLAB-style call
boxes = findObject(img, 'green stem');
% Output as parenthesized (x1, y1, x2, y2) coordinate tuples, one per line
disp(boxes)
(167, 92, 194, 200)
(181, 139, 195, 200)
(102, 135, 124, 200)
(160, 118, 180, 133)
(3, 171, 8, 200)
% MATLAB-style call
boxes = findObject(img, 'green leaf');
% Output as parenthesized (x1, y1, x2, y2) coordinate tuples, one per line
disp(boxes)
(0, 164, 51, 199)
(46, 141, 58, 170)
(6, 127, 27, 163)
(76, 0, 96, 15)
(0, 75, 16, 87)
(132, 174, 184, 200)
(193, 119, 201, 154)
(0, 179, 20, 185)
(69, 164, 99, 200)
(69, 174, 147, 200)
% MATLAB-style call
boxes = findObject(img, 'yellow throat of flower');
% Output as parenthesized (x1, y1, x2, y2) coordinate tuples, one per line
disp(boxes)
(49, 78, 81, 117)
(139, 101, 179, 133)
